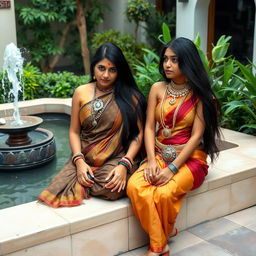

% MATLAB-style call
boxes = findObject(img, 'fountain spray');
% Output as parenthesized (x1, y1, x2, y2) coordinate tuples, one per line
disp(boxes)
(2, 43, 24, 125)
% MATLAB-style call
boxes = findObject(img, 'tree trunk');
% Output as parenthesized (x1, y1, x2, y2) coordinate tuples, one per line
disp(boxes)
(75, 0, 90, 74)
(48, 20, 76, 73)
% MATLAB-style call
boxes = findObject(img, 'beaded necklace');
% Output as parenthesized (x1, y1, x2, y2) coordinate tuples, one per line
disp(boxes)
(167, 80, 190, 105)
(160, 83, 189, 138)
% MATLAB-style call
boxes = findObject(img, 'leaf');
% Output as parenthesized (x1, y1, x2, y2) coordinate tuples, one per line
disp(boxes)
(236, 61, 256, 95)
(222, 60, 234, 86)
(224, 101, 256, 119)
(194, 33, 201, 48)
(240, 124, 256, 130)
(216, 35, 232, 46)
(212, 44, 229, 63)
(162, 23, 171, 44)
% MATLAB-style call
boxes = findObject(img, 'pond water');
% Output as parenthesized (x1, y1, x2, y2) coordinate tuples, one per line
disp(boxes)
(0, 113, 71, 209)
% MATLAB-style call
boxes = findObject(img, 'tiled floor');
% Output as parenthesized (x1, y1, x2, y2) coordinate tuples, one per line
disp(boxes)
(119, 205, 256, 256)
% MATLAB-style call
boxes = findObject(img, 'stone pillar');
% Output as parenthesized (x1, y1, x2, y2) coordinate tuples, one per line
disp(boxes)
(176, 0, 210, 53)
(0, 0, 17, 70)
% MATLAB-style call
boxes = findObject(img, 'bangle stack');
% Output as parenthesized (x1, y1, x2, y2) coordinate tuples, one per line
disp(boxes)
(72, 152, 85, 164)
(118, 156, 133, 173)
(168, 163, 179, 175)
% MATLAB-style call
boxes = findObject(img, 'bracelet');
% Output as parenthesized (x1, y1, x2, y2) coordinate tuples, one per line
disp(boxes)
(73, 155, 84, 164)
(118, 160, 131, 173)
(121, 158, 132, 169)
(72, 152, 84, 164)
(168, 163, 179, 175)
(123, 156, 133, 165)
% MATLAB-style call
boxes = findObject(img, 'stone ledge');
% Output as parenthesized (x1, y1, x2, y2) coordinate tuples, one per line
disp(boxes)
(0, 99, 256, 256)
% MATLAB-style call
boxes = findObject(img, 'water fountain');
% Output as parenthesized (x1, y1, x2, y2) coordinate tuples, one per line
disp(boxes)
(0, 43, 56, 170)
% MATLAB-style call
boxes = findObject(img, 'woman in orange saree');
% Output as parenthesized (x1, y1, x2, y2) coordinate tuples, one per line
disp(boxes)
(38, 43, 146, 207)
(127, 38, 220, 256)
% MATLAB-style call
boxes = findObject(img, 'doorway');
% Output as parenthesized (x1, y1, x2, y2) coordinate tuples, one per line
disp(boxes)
(210, 0, 255, 63)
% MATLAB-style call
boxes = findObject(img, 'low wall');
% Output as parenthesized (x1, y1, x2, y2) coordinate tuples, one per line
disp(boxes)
(0, 99, 256, 256)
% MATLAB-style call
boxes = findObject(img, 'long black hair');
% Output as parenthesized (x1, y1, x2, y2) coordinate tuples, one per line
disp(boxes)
(159, 37, 221, 161)
(90, 42, 147, 151)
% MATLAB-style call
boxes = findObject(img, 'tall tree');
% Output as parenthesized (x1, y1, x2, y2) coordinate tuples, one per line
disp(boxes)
(75, 0, 90, 74)
(16, 0, 106, 74)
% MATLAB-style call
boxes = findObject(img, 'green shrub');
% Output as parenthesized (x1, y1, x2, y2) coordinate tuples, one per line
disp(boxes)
(125, 0, 152, 38)
(91, 29, 149, 70)
(0, 64, 90, 103)
(133, 48, 161, 97)
(194, 34, 256, 135)
(144, 8, 175, 51)
(23, 63, 41, 100)
(36, 72, 90, 98)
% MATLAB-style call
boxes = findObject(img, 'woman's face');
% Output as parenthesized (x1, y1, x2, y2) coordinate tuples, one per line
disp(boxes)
(94, 58, 118, 89)
(163, 47, 186, 84)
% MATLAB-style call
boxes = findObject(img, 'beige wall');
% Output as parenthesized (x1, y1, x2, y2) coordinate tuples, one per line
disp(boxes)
(0, 0, 17, 70)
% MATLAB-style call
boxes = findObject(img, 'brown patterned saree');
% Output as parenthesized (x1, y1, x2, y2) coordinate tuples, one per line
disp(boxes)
(38, 91, 129, 207)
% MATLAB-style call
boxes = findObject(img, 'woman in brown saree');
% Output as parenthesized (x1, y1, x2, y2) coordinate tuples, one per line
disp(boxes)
(38, 43, 147, 207)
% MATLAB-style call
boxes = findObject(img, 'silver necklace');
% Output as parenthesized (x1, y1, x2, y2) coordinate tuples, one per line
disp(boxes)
(167, 81, 190, 105)
(91, 86, 113, 127)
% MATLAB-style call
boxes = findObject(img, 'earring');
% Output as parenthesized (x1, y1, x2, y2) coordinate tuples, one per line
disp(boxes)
(93, 75, 96, 80)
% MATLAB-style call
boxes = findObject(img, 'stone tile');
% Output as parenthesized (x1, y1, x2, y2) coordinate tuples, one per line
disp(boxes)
(172, 241, 233, 256)
(221, 128, 256, 147)
(247, 223, 256, 232)
(175, 198, 187, 231)
(71, 218, 128, 256)
(213, 151, 256, 177)
(52, 197, 129, 234)
(128, 216, 148, 250)
(231, 167, 256, 184)
(0, 201, 70, 255)
(186, 186, 230, 227)
(169, 231, 203, 254)
(206, 167, 232, 190)
(5, 236, 71, 256)
(230, 177, 256, 212)
(209, 227, 256, 256)
(188, 217, 240, 240)
(225, 205, 256, 227)
(118, 251, 137, 256)
(187, 180, 208, 197)
(119, 245, 147, 256)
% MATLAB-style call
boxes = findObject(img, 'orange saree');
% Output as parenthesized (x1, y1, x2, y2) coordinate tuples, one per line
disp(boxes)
(127, 92, 208, 253)
(38, 89, 127, 207)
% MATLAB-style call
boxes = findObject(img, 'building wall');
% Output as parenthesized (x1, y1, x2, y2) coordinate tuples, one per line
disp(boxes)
(176, 0, 256, 66)
(0, 0, 17, 70)
(176, 0, 210, 52)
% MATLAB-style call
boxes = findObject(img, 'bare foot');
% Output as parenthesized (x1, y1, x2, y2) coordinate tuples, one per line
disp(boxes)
(142, 244, 170, 256)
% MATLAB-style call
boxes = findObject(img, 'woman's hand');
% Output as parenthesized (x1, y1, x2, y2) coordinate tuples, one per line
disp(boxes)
(105, 165, 127, 193)
(76, 160, 94, 187)
(153, 167, 173, 186)
(144, 159, 160, 184)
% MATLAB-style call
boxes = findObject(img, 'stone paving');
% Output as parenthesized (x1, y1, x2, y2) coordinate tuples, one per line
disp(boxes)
(119, 205, 256, 256)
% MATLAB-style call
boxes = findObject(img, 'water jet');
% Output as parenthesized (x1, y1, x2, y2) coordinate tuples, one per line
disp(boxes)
(0, 43, 56, 170)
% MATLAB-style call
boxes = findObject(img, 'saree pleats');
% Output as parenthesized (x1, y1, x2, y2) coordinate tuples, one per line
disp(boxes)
(38, 88, 127, 207)
(127, 92, 208, 251)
